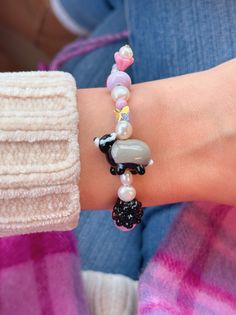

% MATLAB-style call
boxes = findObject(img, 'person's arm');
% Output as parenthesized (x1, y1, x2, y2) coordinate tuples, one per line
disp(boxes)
(78, 58, 236, 209)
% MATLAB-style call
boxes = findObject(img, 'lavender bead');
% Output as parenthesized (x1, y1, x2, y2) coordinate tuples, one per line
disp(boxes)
(106, 71, 131, 90)
(116, 99, 127, 110)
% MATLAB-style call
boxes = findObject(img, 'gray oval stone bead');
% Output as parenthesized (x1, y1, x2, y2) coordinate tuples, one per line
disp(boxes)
(111, 139, 151, 165)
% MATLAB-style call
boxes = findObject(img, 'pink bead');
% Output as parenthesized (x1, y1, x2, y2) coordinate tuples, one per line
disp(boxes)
(114, 221, 137, 232)
(106, 71, 131, 90)
(115, 99, 127, 110)
(114, 52, 134, 71)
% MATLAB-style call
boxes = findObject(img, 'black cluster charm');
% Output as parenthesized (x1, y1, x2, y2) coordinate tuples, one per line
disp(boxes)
(112, 198, 144, 229)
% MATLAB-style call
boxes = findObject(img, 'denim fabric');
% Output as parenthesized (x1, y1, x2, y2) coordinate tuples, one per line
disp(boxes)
(60, 0, 236, 280)
(62, 6, 128, 88)
(126, 0, 236, 83)
(60, 0, 113, 31)
(75, 211, 143, 279)
(59, 0, 123, 31)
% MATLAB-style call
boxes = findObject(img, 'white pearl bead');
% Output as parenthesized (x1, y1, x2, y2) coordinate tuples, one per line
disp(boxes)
(120, 171, 133, 186)
(115, 121, 133, 139)
(111, 85, 130, 101)
(118, 185, 136, 202)
(119, 45, 133, 59)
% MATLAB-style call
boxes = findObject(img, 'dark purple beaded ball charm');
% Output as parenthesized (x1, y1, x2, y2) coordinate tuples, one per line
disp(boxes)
(112, 198, 144, 230)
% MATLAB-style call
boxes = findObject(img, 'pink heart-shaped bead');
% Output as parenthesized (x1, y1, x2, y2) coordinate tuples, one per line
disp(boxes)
(114, 52, 134, 71)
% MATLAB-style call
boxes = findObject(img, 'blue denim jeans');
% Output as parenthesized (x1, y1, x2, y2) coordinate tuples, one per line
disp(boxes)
(60, 0, 236, 280)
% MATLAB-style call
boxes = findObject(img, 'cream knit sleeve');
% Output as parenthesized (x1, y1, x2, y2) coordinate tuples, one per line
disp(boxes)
(0, 71, 80, 236)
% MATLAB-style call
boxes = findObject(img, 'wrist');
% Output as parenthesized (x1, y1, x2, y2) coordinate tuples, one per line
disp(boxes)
(77, 87, 118, 209)
(77, 77, 202, 209)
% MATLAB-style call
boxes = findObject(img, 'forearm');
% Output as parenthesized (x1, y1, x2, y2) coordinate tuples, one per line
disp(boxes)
(78, 58, 236, 209)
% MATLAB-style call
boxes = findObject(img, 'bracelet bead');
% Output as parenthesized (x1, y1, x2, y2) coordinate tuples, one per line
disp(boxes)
(111, 64, 118, 73)
(112, 198, 143, 229)
(114, 52, 134, 71)
(111, 85, 130, 101)
(115, 120, 133, 139)
(114, 105, 130, 121)
(120, 170, 133, 186)
(118, 185, 136, 202)
(119, 45, 134, 59)
(115, 99, 127, 110)
(107, 71, 131, 90)
(115, 224, 137, 232)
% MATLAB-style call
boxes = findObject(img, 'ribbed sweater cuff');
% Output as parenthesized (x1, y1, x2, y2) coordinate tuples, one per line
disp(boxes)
(0, 71, 80, 236)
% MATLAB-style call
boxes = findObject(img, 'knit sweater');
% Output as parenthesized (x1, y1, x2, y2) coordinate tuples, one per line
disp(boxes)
(0, 71, 80, 236)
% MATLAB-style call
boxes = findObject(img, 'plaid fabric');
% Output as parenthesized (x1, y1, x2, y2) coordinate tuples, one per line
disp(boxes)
(0, 231, 89, 315)
(2, 202, 236, 315)
(139, 202, 236, 315)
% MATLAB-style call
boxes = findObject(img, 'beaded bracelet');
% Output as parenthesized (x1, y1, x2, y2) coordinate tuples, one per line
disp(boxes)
(94, 45, 153, 231)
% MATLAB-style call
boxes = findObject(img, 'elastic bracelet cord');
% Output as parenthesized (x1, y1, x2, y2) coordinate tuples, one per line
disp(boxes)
(94, 45, 153, 231)
(38, 31, 129, 70)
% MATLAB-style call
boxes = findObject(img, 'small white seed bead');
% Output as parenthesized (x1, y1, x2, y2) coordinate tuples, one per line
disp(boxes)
(118, 185, 136, 202)
(115, 121, 133, 139)
(93, 137, 100, 147)
(111, 64, 118, 73)
(120, 171, 133, 186)
(111, 85, 130, 101)
(119, 45, 133, 59)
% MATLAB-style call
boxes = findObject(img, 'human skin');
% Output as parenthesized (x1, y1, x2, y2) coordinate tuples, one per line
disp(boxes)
(78, 58, 236, 210)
